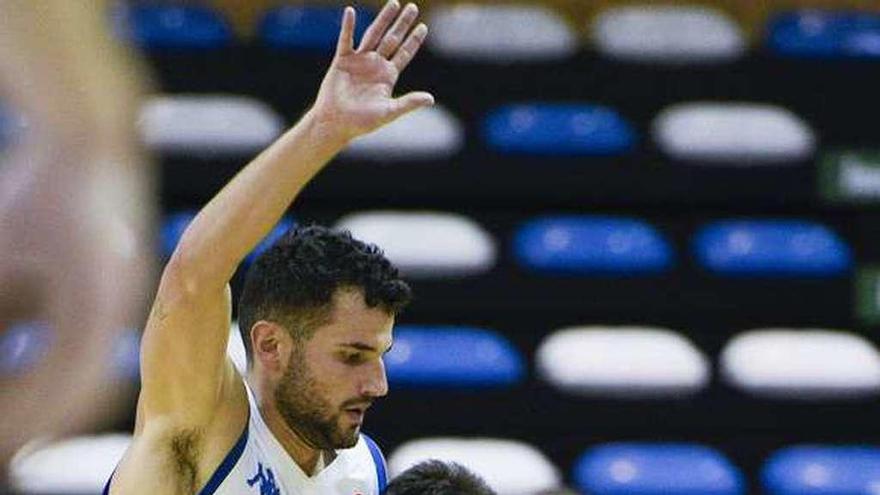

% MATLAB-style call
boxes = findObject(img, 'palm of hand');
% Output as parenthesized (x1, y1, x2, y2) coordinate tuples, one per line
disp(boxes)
(318, 52, 400, 137)
(311, 3, 433, 142)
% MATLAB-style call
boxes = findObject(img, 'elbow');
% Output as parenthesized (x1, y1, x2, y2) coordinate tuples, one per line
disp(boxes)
(162, 224, 237, 296)
(160, 251, 205, 299)
(162, 241, 222, 298)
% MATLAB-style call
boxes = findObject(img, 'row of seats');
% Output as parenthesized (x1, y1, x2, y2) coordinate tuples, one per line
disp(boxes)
(393, 439, 880, 495)
(120, 4, 880, 63)
(163, 212, 853, 278)
(4, 316, 874, 404)
(8, 320, 876, 401)
(142, 95, 821, 165)
(9, 433, 880, 494)
(271, 324, 880, 400)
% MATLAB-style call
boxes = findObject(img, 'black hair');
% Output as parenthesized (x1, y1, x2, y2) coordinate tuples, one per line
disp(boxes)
(238, 224, 411, 362)
(383, 460, 497, 495)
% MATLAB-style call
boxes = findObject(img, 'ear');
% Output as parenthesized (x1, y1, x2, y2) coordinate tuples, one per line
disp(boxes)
(250, 320, 293, 375)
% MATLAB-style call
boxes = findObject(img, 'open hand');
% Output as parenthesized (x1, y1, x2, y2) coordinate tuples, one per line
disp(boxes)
(312, 1, 434, 142)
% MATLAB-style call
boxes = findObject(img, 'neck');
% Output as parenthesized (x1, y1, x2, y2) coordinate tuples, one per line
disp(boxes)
(245, 375, 323, 475)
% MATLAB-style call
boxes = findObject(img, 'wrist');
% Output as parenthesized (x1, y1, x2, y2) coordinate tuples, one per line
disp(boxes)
(300, 106, 355, 153)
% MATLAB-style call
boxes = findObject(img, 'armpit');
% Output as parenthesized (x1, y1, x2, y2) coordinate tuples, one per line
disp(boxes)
(169, 428, 204, 495)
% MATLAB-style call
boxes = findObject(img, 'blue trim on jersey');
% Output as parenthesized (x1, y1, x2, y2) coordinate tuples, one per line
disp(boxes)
(198, 422, 250, 495)
(362, 434, 388, 493)
(102, 422, 249, 495)
(102, 469, 114, 495)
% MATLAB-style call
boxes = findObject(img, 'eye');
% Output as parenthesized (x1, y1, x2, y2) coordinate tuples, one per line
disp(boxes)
(340, 352, 365, 365)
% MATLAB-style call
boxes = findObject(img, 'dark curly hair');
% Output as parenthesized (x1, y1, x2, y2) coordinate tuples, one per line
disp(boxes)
(383, 461, 496, 495)
(238, 224, 411, 362)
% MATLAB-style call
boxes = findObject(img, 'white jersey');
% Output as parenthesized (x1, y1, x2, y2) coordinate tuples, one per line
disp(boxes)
(104, 383, 388, 495)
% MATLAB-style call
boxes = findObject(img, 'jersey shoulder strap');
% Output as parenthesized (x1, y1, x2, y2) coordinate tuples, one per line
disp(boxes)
(361, 434, 388, 493)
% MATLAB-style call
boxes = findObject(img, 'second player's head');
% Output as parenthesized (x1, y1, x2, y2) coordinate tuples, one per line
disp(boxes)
(239, 224, 411, 450)
(383, 460, 497, 495)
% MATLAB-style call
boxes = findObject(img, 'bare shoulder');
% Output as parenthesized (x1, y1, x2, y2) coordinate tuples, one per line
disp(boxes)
(109, 362, 249, 495)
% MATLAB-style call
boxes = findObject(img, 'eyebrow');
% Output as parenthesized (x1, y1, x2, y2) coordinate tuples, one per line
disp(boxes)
(339, 341, 393, 354)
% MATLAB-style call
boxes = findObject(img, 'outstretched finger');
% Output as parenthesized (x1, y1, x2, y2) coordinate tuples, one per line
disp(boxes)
(388, 91, 435, 121)
(357, 0, 401, 53)
(391, 23, 427, 73)
(377, 3, 419, 59)
(336, 6, 356, 56)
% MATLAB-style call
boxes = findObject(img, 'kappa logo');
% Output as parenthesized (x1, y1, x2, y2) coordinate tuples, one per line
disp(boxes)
(247, 462, 280, 495)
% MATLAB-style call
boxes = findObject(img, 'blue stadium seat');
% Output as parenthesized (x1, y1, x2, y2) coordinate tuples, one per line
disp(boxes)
(121, 5, 232, 49)
(161, 211, 197, 259)
(767, 11, 880, 59)
(244, 217, 296, 266)
(484, 104, 636, 156)
(693, 220, 851, 276)
(162, 212, 294, 264)
(574, 443, 745, 495)
(514, 216, 673, 275)
(258, 6, 375, 51)
(763, 446, 880, 495)
(384, 326, 525, 388)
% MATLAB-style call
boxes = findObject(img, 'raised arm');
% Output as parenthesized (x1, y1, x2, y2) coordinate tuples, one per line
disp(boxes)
(139, 0, 432, 426)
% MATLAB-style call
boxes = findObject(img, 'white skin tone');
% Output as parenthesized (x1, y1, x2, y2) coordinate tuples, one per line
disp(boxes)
(251, 288, 394, 468)
(108, 2, 431, 493)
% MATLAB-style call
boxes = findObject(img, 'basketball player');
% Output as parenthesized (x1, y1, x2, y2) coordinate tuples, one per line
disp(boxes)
(105, 1, 433, 494)
(383, 461, 497, 495)
(0, 0, 154, 482)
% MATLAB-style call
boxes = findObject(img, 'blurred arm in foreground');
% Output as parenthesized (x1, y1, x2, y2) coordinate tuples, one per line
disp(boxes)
(0, 0, 156, 481)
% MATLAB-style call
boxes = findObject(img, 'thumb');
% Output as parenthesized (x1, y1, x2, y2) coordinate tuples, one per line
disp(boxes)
(388, 91, 435, 121)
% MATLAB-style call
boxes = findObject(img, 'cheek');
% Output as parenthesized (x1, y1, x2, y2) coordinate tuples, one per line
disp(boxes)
(308, 356, 359, 398)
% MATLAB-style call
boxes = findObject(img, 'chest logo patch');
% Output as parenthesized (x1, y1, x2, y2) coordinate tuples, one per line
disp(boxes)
(247, 462, 280, 495)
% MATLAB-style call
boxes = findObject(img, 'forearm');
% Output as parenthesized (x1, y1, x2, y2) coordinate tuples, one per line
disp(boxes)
(172, 110, 349, 286)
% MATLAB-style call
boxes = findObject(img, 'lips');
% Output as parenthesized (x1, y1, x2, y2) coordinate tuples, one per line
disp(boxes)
(343, 403, 371, 423)
(344, 408, 364, 424)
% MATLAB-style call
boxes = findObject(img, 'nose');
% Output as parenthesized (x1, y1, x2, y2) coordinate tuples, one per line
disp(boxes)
(360, 358, 389, 399)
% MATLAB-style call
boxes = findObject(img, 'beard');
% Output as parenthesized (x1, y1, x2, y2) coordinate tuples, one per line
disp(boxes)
(274, 352, 361, 450)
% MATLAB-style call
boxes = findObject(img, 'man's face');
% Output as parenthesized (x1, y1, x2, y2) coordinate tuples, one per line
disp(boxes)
(274, 288, 394, 450)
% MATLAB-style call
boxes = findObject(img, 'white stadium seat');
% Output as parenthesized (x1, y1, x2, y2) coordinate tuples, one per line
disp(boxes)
(721, 329, 880, 399)
(536, 326, 710, 397)
(593, 6, 746, 64)
(344, 105, 464, 160)
(335, 211, 497, 278)
(10, 435, 130, 494)
(389, 437, 561, 495)
(139, 95, 284, 156)
(428, 4, 576, 62)
(653, 103, 816, 164)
